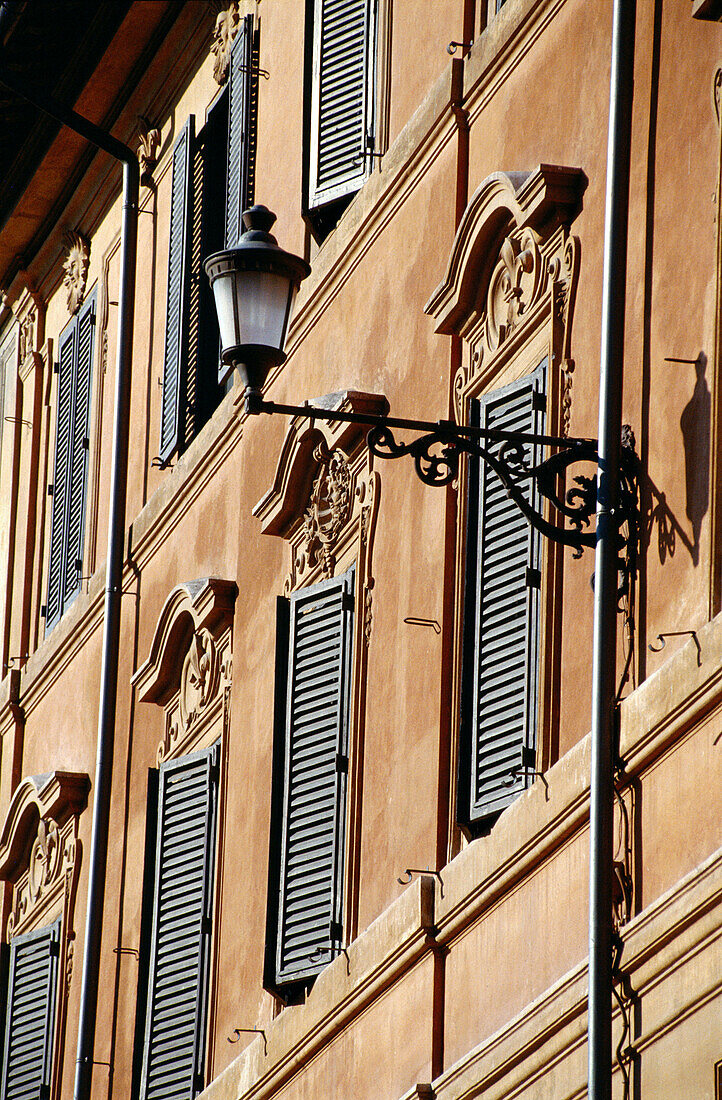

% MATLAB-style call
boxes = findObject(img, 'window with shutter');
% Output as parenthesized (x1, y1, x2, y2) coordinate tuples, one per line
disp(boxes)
(459, 363, 546, 831)
(225, 14, 257, 252)
(159, 117, 194, 466)
(306, 0, 377, 237)
(46, 294, 96, 633)
(0, 920, 60, 1100)
(265, 567, 355, 995)
(140, 743, 219, 1100)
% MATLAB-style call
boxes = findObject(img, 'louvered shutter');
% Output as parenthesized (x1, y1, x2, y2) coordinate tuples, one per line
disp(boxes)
(461, 364, 546, 827)
(45, 325, 76, 630)
(63, 294, 95, 608)
(1, 920, 60, 1100)
(308, 0, 377, 210)
(225, 14, 255, 252)
(274, 568, 354, 988)
(140, 744, 219, 1100)
(159, 117, 194, 465)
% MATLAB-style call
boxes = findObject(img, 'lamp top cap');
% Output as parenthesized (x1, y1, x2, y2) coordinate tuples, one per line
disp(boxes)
(242, 205, 277, 238)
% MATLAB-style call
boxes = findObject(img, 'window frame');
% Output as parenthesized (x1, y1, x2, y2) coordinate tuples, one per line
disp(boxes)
(45, 291, 96, 633)
(0, 919, 61, 1100)
(265, 566, 355, 999)
(458, 363, 547, 833)
(138, 742, 220, 1100)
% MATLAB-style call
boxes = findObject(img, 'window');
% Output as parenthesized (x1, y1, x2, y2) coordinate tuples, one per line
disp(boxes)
(46, 293, 96, 632)
(305, 0, 378, 240)
(138, 744, 219, 1100)
(0, 920, 61, 1098)
(480, 0, 509, 31)
(458, 364, 546, 832)
(159, 14, 258, 461)
(265, 567, 355, 997)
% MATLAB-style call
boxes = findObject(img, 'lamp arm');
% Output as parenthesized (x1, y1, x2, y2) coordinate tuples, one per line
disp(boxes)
(250, 397, 638, 562)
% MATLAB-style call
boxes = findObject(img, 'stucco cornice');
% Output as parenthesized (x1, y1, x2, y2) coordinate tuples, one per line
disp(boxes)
(132, 578, 238, 705)
(425, 165, 586, 336)
(0, 771, 90, 883)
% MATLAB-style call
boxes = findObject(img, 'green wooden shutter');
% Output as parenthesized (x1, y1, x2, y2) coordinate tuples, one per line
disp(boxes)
(159, 117, 194, 465)
(461, 364, 546, 828)
(1, 920, 60, 1100)
(63, 294, 95, 608)
(140, 743, 219, 1100)
(46, 324, 76, 630)
(274, 568, 354, 988)
(309, 0, 376, 210)
(225, 14, 255, 252)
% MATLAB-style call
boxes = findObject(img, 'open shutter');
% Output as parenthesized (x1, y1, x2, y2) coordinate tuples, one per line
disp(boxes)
(1, 920, 60, 1100)
(45, 325, 76, 631)
(461, 364, 546, 827)
(225, 14, 255, 251)
(308, 0, 376, 210)
(159, 117, 194, 465)
(274, 568, 354, 988)
(63, 294, 95, 608)
(140, 744, 219, 1100)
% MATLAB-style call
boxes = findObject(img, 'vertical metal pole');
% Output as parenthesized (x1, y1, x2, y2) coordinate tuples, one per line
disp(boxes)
(73, 157, 138, 1100)
(0, 64, 139, 1098)
(589, 2, 636, 1097)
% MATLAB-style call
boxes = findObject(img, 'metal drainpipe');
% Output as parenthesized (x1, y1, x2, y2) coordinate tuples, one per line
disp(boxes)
(0, 66, 139, 1100)
(588, 1, 636, 1097)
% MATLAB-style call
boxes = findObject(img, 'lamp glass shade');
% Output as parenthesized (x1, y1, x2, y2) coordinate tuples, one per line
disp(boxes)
(211, 268, 296, 358)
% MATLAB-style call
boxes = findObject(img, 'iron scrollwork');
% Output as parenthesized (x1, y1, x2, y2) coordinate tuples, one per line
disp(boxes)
(366, 421, 639, 565)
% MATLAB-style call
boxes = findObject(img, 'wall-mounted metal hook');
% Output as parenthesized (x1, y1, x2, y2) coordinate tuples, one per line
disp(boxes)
(403, 617, 441, 634)
(648, 630, 701, 666)
(397, 868, 444, 897)
(310, 943, 351, 976)
(150, 456, 173, 470)
(6, 655, 29, 669)
(4, 416, 32, 428)
(447, 40, 473, 54)
(113, 946, 139, 960)
(503, 762, 549, 799)
(227, 1028, 267, 1055)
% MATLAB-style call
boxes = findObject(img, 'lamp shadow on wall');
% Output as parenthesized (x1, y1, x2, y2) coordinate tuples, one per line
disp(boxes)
(642, 352, 709, 569)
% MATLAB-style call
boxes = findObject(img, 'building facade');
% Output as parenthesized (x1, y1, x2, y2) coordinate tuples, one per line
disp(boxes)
(0, 0, 721, 1097)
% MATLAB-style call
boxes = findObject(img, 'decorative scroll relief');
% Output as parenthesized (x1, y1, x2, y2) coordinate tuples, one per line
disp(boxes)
(137, 115, 161, 182)
(132, 578, 238, 764)
(0, 771, 89, 1017)
(62, 229, 90, 316)
(424, 165, 585, 433)
(300, 443, 353, 580)
(210, 1, 241, 84)
(253, 391, 386, 641)
(11, 284, 45, 367)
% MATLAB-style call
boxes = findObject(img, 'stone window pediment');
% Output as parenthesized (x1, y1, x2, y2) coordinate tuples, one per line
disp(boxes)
(132, 577, 237, 763)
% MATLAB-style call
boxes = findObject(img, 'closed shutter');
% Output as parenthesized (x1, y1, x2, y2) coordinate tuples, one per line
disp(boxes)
(140, 744, 218, 1100)
(461, 364, 546, 827)
(46, 297, 96, 632)
(63, 295, 95, 607)
(273, 568, 354, 988)
(225, 14, 255, 251)
(1, 920, 60, 1100)
(46, 325, 76, 630)
(159, 117, 194, 465)
(308, 0, 376, 210)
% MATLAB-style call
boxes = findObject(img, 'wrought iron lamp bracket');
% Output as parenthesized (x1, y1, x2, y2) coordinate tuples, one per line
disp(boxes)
(248, 396, 638, 564)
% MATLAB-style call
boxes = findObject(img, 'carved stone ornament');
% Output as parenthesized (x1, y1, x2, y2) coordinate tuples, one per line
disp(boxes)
(424, 166, 585, 435)
(62, 229, 90, 315)
(301, 443, 352, 578)
(132, 578, 238, 763)
(0, 772, 89, 941)
(210, 1, 240, 84)
(253, 391, 386, 595)
(137, 115, 161, 182)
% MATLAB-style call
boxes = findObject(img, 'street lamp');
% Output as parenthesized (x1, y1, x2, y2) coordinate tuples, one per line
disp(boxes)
(204, 205, 636, 558)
